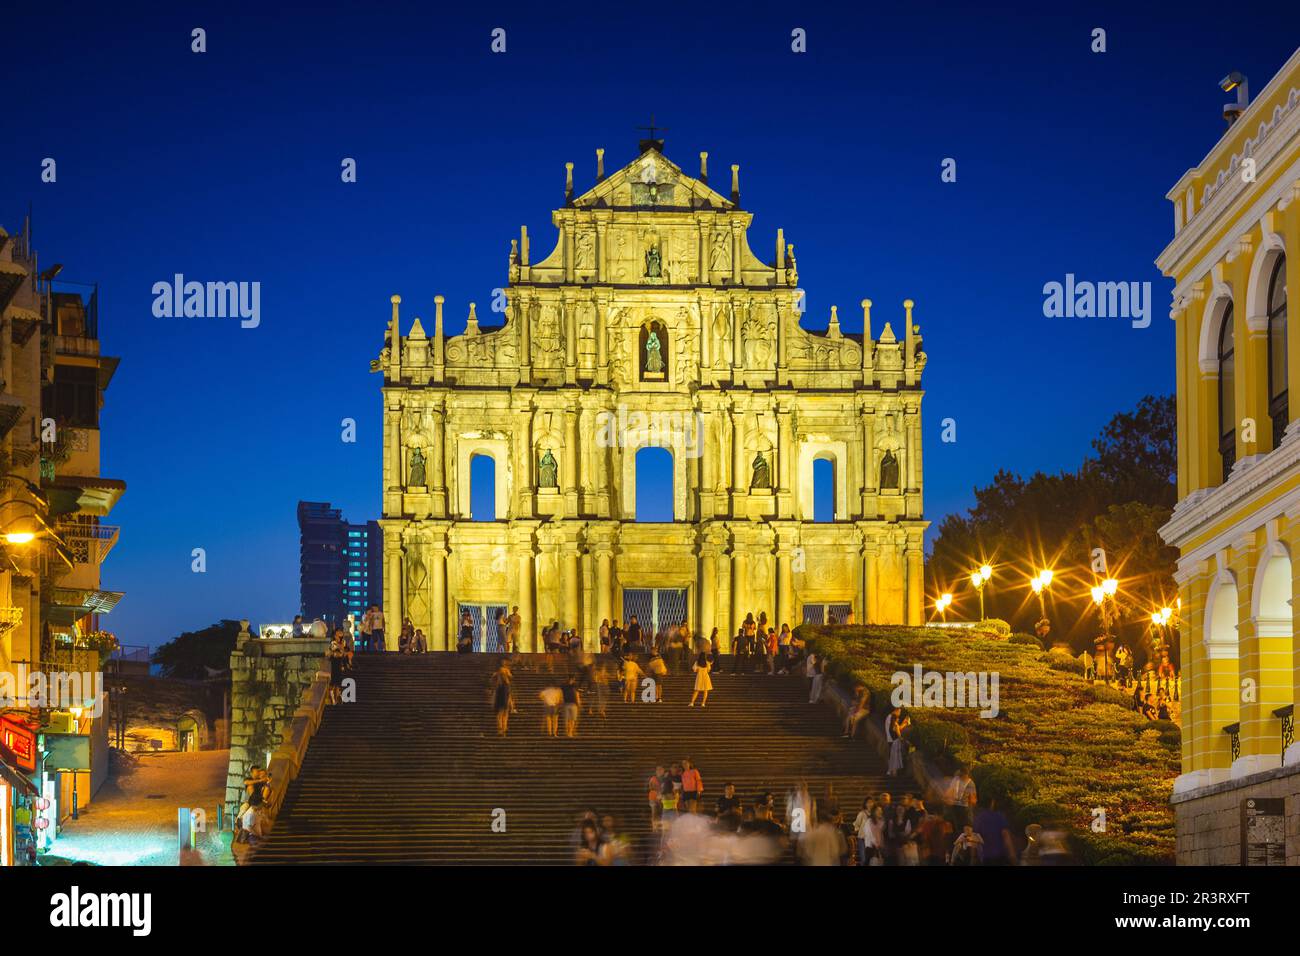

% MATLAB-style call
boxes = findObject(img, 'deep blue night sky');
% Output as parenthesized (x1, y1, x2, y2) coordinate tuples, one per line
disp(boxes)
(4, 2, 1298, 646)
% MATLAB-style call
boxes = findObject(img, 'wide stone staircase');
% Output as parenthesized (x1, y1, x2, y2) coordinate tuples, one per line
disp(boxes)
(250, 652, 888, 865)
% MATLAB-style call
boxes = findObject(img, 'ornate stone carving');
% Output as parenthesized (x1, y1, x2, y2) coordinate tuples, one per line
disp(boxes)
(538, 448, 558, 488)
(408, 447, 426, 486)
(879, 448, 900, 490)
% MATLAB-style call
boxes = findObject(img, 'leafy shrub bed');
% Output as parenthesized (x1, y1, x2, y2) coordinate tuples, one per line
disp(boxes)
(804, 623, 1177, 864)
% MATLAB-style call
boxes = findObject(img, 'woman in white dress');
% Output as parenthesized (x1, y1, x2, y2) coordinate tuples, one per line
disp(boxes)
(689, 652, 713, 707)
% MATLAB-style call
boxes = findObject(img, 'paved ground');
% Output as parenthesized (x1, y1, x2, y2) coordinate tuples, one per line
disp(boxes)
(44, 749, 233, 866)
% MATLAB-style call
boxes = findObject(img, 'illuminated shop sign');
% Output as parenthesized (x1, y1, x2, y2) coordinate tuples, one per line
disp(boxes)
(0, 716, 37, 772)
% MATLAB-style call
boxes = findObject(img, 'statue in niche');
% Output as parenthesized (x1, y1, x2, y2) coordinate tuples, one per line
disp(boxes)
(710, 232, 730, 272)
(576, 232, 594, 270)
(409, 447, 426, 486)
(751, 451, 771, 489)
(879, 449, 900, 490)
(645, 243, 662, 279)
(406, 551, 428, 623)
(538, 448, 558, 488)
(644, 329, 665, 374)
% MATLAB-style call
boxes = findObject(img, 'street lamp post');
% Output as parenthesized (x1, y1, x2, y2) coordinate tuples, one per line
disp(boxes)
(969, 565, 992, 621)
(934, 592, 953, 623)
(1090, 578, 1120, 682)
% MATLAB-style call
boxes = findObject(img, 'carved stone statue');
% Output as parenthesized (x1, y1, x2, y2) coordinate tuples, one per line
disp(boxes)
(710, 232, 730, 272)
(645, 244, 662, 279)
(644, 330, 664, 373)
(409, 447, 426, 486)
(538, 448, 558, 488)
(751, 451, 771, 489)
(576, 232, 594, 270)
(879, 449, 900, 490)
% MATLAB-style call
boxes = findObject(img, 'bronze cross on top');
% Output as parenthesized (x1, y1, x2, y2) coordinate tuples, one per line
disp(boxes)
(636, 114, 668, 142)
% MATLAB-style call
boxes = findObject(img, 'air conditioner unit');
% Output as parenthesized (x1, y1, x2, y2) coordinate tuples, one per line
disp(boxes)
(47, 712, 77, 735)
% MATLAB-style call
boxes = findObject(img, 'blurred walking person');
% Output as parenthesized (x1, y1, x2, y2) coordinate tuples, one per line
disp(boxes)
(538, 684, 563, 737)
(561, 675, 582, 738)
(622, 655, 645, 703)
(689, 652, 713, 707)
(491, 659, 514, 736)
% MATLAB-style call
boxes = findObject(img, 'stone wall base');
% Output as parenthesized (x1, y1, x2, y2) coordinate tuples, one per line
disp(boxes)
(1173, 763, 1300, 865)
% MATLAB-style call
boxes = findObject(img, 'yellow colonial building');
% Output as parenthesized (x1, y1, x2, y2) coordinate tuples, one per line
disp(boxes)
(372, 140, 927, 651)
(1159, 48, 1300, 864)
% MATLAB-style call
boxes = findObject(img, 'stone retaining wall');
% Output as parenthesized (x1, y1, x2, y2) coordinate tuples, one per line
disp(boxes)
(1171, 764, 1300, 865)
(223, 627, 328, 820)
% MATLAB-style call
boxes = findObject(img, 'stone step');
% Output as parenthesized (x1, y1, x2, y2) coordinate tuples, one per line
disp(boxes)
(251, 653, 887, 865)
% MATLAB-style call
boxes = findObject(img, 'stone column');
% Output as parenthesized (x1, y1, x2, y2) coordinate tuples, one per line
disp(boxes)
(699, 543, 718, 646)
(383, 529, 403, 634)
(516, 407, 534, 516)
(594, 543, 613, 633)
(732, 297, 744, 377)
(595, 293, 609, 387)
(430, 539, 448, 650)
(905, 545, 924, 626)
(595, 221, 608, 283)
(731, 220, 742, 284)
(776, 544, 794, 632)
(565, 548, 581, 634)
(861, 408, 875, 517)
(431, 405, 447, 516)
(517, 545, 536, 652)
(731, 543, 749, 637)
(699, 293, 712, 371)
(698, 220, 711, 284)
(863, 541, 879, 624)
(563, 294, 577, 384)
(385, 402, 401, 492)
(777, 406, 794, 518)
(564, 406, 579, 515)
(731, 407, 747, 497)
(700, 405, 716, 517)
(518, 294, 532, 384)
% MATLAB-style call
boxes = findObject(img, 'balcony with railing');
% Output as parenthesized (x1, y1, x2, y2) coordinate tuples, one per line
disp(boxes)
(56, 517, 120, 566)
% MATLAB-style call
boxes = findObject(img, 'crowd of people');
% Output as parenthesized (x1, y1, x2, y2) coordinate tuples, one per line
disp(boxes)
(480, 608, 830, 736)
(568, 758, 1069, 865)
(1079, 640, 1180, 721)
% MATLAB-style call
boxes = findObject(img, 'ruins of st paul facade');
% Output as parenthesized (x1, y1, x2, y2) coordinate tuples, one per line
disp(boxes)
(373, 141, 928, 651)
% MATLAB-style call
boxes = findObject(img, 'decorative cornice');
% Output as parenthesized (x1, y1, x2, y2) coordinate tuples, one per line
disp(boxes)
(1162, 432, 1300, 561)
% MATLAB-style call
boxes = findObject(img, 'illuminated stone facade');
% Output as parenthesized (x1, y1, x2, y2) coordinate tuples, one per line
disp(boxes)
(374, 142, 928, 651)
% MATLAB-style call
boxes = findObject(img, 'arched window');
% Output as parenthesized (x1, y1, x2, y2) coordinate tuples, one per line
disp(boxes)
(469, 453, 496, 520)
(634, 446, 674, 521)
(1218, 303, 1236, 482)
(812, 457, 835, 522)
(1268, 255, 1289, 448)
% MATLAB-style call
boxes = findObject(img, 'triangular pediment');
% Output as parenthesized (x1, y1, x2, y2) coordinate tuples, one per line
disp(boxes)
(571, 147, 734, 211)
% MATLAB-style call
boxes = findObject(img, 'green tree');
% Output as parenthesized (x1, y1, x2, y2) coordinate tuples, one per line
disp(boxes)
(929, 395, 1176, 653)
(151, 619, 243, 679)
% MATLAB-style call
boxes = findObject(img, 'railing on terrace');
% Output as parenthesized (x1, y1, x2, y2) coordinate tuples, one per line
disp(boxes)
(56, 519, 120, 565)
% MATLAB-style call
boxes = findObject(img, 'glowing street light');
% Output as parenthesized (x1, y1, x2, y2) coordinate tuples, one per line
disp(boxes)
(1030, 568, 1054, 617)
(3, 531, 35, 544)
(969, 566, 992, 620)
(934, 592, 953, 622)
